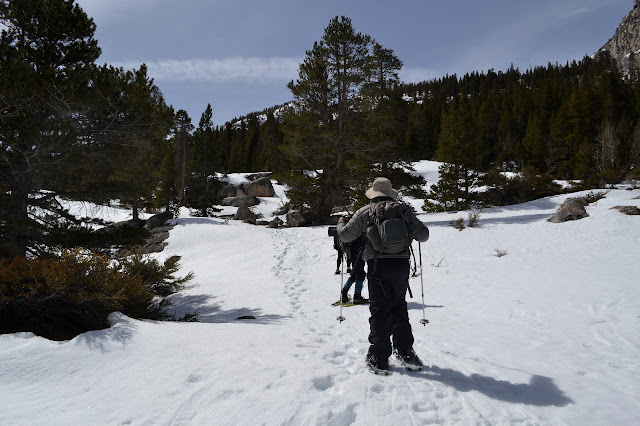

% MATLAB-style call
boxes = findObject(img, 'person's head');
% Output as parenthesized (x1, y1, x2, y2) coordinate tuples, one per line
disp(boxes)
(365, 177, 398, 200)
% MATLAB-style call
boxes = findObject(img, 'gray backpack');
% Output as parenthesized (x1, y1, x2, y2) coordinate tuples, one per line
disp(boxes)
(366, 201, 413, 254)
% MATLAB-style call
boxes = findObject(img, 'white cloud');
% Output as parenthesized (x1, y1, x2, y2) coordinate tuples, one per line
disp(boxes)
(399, 67, 441, 83)
(113, 57, 302, 84)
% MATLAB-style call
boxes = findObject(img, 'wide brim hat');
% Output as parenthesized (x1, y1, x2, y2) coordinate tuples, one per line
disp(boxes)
(365, 177, 398, 199)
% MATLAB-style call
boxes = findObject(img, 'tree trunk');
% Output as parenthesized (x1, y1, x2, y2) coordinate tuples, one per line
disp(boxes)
(5, 174, 32, 257)
(176, 132, 188, 206)
(314, 173, 338, 219)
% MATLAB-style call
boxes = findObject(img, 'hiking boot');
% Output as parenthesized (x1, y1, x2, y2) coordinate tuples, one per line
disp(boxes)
(340, 288, 350, 303)
(352, 294, 366, 304)
(393, 348, 423, 371)
(366, 350, 390, 375)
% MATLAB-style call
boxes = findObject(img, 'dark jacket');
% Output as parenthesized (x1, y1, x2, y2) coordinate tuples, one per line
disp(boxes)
(337, 200, 429, 261)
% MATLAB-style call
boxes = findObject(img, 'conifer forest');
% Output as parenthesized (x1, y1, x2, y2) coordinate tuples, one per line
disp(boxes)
(2, 3, 640, 258)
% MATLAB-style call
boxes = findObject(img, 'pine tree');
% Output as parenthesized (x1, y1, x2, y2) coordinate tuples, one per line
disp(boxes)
(282, 16, 400, 219)
(173, 110, 193, 206)
(258, 112, 285, 172)
(0, 0, 171, 256)
(522, 111, 549, 171)
(186, 104, 222, 216)
(428, 96, 482, 211)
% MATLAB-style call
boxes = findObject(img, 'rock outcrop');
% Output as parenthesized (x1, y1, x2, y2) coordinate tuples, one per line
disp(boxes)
(548, 198, 589, 223)
(600, 1, 640, 71)
(219, 176, 275, 198)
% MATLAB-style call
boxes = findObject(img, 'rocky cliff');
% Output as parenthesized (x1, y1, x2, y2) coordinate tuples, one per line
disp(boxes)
(600, 1, 640, 71)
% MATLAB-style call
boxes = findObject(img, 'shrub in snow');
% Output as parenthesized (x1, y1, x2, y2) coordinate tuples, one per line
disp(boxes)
(494, 248, 508, 257)
(0, 249, 192, 340)
(467, 210, 482, 228)
(580, 190, 609, 204)
(450, 217, 466, 231)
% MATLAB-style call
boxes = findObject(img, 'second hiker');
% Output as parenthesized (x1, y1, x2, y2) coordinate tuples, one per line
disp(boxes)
(340, 234, 367, 304)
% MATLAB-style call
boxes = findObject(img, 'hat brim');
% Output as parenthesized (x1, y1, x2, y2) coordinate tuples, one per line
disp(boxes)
(365, 188, 398, 199)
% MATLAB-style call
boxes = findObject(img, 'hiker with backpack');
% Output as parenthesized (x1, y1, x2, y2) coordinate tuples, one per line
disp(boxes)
(333, 235, 352, 275)
(337, 177, 430, 374)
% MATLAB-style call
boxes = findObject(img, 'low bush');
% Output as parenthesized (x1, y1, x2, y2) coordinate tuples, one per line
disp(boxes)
(494, 248, 508, 258)
(0, 249, 192, 340)
(450, 217, 465, 231)
(580, 190, 609, 204)
(467, 210, 482, 228)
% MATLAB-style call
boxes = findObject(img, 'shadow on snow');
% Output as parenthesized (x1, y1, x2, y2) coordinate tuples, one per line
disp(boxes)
(407, 302, 444, 311)
(426, 213, 551, 228)
(167, 293, 288, 324)
(407, 365, 574, 407)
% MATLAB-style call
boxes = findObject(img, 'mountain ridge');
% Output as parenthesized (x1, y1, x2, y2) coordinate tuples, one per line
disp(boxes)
(600, 0, 640, 71)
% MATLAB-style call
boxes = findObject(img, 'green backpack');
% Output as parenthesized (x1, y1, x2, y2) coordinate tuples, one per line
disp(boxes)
(366, 201, 413, 254)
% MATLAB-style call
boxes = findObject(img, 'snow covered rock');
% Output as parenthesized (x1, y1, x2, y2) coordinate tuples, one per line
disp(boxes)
(268, 217, 284, 228)
(219, 176, 275, 198)
(286, 211, 305, 227)
(146, 210, 173, 229)
(611, 205, 640, 215)
(221, 195, 260, 208)
(548, 198, 589, 223)
(233, 206, 257, 222)
(242, 177, 275, 197)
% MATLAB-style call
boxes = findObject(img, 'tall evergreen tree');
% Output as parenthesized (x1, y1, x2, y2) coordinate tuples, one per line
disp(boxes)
(282, 16, 398, 219)
(173, 110, 192, 206)
(522, 111, 550, 171)
(0, 0, 171, 256)
(258, 112, 285, 172)
(428, 96, 482, 210)
(1, 0, 101, 256)
(186, 103, 221, 216)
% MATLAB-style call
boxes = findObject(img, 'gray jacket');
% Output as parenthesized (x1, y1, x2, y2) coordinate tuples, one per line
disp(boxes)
(337, 201, 429, 261)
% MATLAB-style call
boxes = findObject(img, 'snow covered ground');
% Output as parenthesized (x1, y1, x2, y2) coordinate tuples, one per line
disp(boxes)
(2, 162, 640, 425)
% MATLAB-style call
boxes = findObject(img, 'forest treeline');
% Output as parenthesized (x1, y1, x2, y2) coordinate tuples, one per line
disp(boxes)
(215, 52, 640, 181)
(197, 49, 640, 213)
(3, 3, 640, 259)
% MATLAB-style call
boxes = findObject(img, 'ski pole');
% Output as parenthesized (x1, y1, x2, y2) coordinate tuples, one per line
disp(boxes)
(418, 242, 429, 326)
(337, 251, 346, 323)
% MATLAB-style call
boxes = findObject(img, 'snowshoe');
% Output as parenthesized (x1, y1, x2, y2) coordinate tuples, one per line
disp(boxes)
(393, 348, 423, 371)
(366, 352, 391, 375)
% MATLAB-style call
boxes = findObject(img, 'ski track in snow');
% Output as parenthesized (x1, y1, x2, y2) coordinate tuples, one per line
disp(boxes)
(1, 170, 640, 424)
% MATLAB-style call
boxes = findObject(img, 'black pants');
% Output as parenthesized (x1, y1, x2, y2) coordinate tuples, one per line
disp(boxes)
(336, 247, 351, 269)
(367, 258, 414, 360)
(350, 248, 366, 281)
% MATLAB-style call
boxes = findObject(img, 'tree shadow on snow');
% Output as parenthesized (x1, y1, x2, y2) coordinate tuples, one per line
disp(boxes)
(73, 313, 137, 352)
(167, 293, 287, 324)
(413, 365, 574, 407)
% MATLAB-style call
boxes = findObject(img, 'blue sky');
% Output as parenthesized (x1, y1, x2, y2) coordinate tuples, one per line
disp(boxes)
(76, 0, 633, 126)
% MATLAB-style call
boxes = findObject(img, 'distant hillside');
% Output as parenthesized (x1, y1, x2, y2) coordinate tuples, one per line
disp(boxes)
(600, 0, 640, 72)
